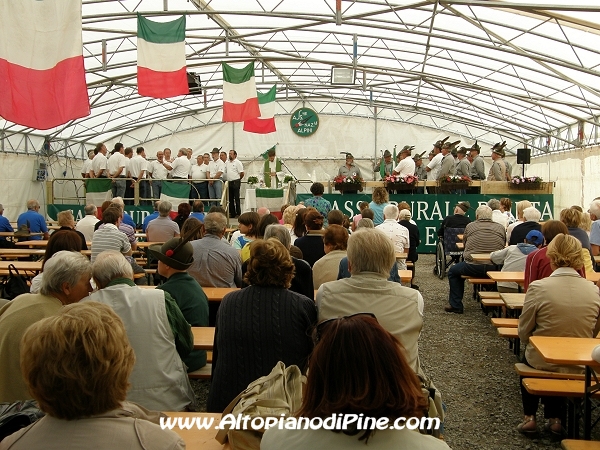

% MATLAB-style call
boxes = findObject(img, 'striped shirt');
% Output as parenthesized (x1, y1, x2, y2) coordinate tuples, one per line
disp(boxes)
(91, 223, 131, 262)
(463, 219, 506, 264)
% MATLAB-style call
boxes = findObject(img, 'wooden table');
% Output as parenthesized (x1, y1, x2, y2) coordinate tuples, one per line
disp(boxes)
(138, 286, 239, 302)
(0, 232, 43, 238)
(135, 241, 164, 248)
(471, 253, 492, 263)
(0, 260, 43, 275)
(162, 413, 228, 449)
(192, 327, 215, 350)
(16, 240, 91, 248)
(500, 293, 525, 310)
(457, 234, 464, 241)
(0, 248, 46, 258)
(486, 271, 524, 284)
(395, 252, 407, 260)
(456, 242, 464, 250)
(529, 336, 600, 439)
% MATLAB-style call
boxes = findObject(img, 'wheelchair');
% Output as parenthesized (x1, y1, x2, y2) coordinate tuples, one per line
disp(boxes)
(433, 227, 465, 280)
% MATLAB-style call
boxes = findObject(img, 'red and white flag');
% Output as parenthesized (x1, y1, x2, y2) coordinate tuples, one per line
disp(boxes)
(0, 1, 90, 129)
(137, 14, 188, 99)
(222, 62, 260, 122)
(243, 85, 277, 134)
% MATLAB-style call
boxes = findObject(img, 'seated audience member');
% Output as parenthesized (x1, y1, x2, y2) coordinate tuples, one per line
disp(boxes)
(94, 200, 114, 231)
(207, 239, 316, 412)
(56, 210, 88, 252)
(438, 201, 471, 239)
(313, 225, 348, 289)
(241, 224, 314, 300)
(189, 200, 205, 222)
(304, 182, 331, 226)
(500, 197, 516, 224)
(173, 202, 191, 230)
(91, 207, 132, 262)
(369, 187, 390, 226)
(337, 218, 403, 283)
(0, 251, 92, 402)
(96, 202, 137, 251)
(85, 251, 195, 411)
(189, 212, 242, 288)
(327, 209, 345, 227)
(351, 201, 370, 231)
(16, 199, 49, 240)
(256, 206, 271, 217)
(509, 206, 542, 246)
(445, 205, 505, 314)
(141, 201, 160, 232)
(399, 208, 421, 290)
(376, 204, 409, 270)
(282, 205, 296, 231)
(491, 230, 544, 293)
(318, 228, 424, 375)
(517, 234, 600, 435)
(279, 204, 290, 224)
(360, 207, 375, 222)
(151, 234, 209, 372)
(233, 212, 259, 251)
(294, 209, 326, 267)
(488, 198, 508, 229)
(261, 315, 449, 449)
(1, 302, 184, 450)
(111, 197, 136, 228)
(590, 200, 600, 256)
(290, 207, 308, 243)
(580, 211, 592, 237)
(181, 217, 204, 240)
(0, 203, 14, 248)
(524, 220, 585, 290)
(146, 200, 180, 242)
(75, 204, 100, 242)
(30, 230, 83, 294)
(506, 200, 533, 243)
(561, 207, 593, 261)
(257, 213, 279, 238)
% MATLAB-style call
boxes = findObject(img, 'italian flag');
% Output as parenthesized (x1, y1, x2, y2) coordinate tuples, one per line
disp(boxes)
(0, 1, 90, 130)
(160, 181, 190, 212)
(137, 14, 188, 99)
(222, 62, 260, 122)
(243, 85, 277, 134)
(85, 179, 113, 207)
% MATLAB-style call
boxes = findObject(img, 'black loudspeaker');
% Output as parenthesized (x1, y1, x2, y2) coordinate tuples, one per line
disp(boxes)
(516, 148, 531, 164)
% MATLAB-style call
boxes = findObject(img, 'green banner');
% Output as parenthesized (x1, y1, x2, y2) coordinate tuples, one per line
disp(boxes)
(296, 193, 554, 254)
(48, 204, 153, 227)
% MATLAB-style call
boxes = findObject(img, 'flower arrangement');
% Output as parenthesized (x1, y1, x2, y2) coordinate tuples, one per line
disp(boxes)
(510, 176, 542, 184)
(333, 174, 363, 185)
(384, 174, 418, 186)
(439, 175, 472, 183)
(283, 175, 294, 183)
(247, 176, 259, 185)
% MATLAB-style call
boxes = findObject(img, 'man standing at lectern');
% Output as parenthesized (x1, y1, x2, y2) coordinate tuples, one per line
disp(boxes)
(263, 147, 281, 188)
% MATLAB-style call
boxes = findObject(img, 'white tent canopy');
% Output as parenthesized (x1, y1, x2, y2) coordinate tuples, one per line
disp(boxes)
(2, 0, 600, 158)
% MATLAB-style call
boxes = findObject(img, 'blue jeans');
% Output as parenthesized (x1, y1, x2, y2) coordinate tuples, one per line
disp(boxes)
(112, 177, 126, 199)
(208, 180, 223, 207)
(191, 182, 209, 202)
(152, 180, 162, 199)
(448, 262, 496, 310)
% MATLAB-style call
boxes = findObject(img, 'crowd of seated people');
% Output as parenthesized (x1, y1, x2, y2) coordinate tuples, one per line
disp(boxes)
(3, 192, 600, 448)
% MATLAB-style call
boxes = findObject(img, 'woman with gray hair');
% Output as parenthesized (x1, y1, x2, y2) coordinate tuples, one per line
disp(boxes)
(0, 251, 92, 402)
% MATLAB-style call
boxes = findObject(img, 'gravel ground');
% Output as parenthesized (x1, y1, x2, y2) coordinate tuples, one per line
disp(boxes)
(192, 253, 596, 449)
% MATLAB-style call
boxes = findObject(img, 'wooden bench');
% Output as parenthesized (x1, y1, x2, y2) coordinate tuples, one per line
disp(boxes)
(398, 269, 412, 284)
(464, 276, 497, 300)
(481, 298, 505, 317)
(522, 378, 600, 398)
(188, 363, 212, 380)
(491, 318, 518, 328)
(515, 363, 585, 381)
(562, 439, 600, 450)
(498, 327, 520, 356)
(479, 291, 501, 299)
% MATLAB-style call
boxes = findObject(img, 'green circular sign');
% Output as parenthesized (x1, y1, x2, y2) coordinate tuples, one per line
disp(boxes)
(290, 108, 319, 137)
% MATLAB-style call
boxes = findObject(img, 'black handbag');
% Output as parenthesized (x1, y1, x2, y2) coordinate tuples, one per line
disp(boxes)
(1, 264, 29, 300)
(0, 400, 45, 441)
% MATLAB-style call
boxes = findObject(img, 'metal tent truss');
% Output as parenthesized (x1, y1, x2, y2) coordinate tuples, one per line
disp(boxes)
(1, 0, 600, 158)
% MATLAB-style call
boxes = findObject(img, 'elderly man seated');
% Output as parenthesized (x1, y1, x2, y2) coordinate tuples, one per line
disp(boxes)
(84, 251, 195, 412)
(375, 204, 409, 270)
(189, 212, 242, 288)
(445, 205, 506, 314)
(317, 228, 424, 375)
(0, 251, 92, 402)
(146, 200, 180, 242)
(488, 198, 508, 230)
(508, 206, 541, 246)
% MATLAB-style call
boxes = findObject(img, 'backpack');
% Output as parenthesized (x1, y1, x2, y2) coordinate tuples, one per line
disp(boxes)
(215, 361, 304, 450)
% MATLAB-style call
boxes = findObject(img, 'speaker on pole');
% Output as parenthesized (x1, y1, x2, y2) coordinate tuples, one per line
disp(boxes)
(516, 148, 531, 165)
